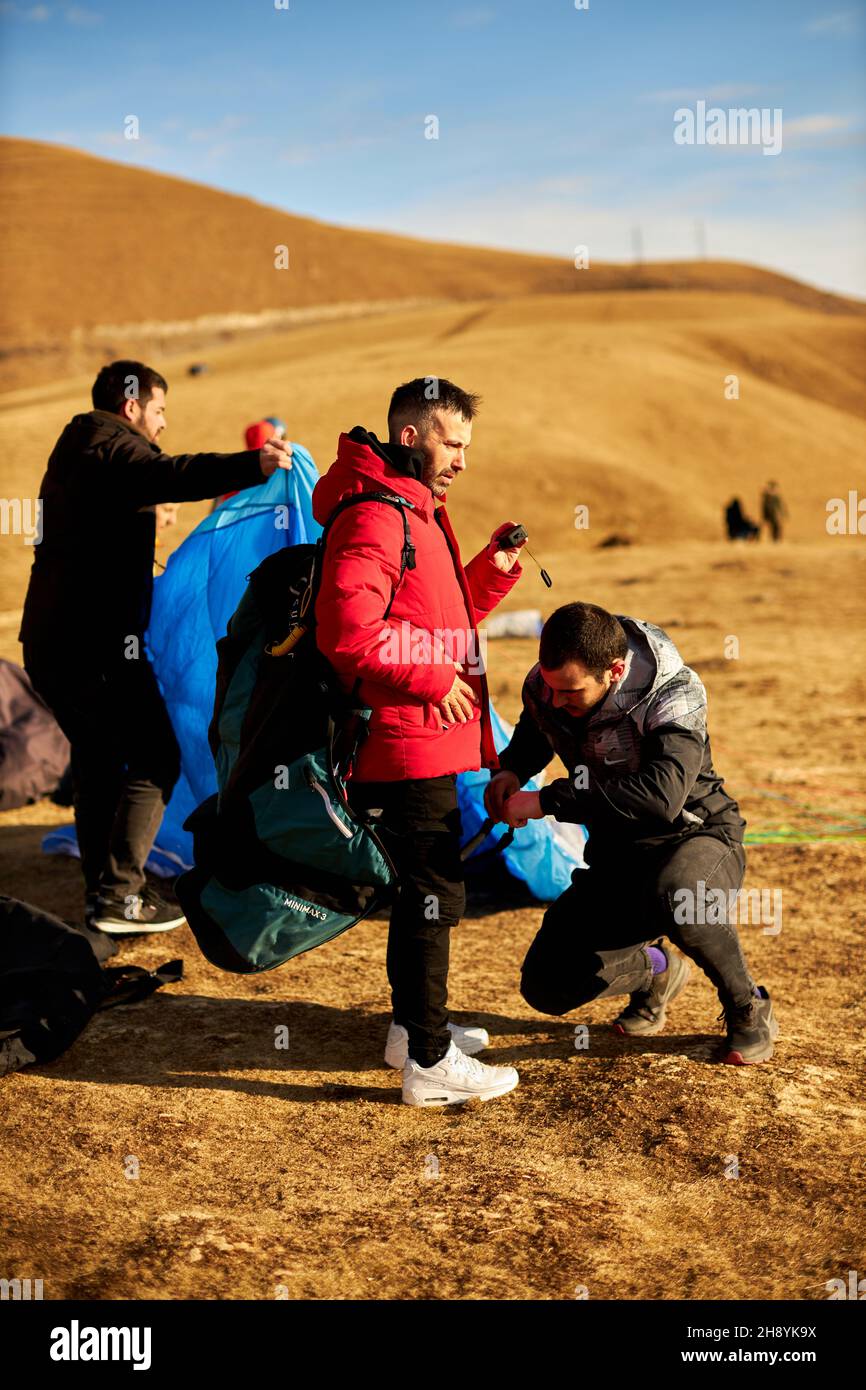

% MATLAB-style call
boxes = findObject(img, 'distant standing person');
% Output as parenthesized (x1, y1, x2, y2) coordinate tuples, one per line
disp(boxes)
(761, 481, 787, 542)
(19, 360, 293, 933)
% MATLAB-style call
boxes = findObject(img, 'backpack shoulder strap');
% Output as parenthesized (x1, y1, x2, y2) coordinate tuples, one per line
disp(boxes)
(318, 490, 417, 620)
(266, 492, 417, 660)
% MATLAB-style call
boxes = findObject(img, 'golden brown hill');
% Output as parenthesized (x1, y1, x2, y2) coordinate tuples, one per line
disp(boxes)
(2, 289, 865, 656)
(1, 136, 862, 390)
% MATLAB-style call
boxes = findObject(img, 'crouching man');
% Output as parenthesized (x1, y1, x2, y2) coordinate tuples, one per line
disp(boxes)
(485, 602, 779, 1064)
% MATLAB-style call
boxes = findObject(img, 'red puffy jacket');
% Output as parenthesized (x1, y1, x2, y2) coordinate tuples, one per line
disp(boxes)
(313, 428, 522, 781)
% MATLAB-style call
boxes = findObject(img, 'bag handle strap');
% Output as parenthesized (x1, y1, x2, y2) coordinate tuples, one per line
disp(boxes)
(267, 492, 416, 658)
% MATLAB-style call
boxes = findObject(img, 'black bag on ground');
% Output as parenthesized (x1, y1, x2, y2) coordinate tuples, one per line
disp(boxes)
(0, 894, 182, 1076)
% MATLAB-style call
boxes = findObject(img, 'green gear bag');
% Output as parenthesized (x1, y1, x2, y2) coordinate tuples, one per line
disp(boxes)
(175, 492, 416, 973)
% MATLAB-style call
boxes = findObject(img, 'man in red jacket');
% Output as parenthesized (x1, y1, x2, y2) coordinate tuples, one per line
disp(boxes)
(313, 378, 524, 1106)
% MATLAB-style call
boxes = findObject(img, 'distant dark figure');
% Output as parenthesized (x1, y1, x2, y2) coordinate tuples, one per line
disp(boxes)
(761, 481, 787, 542)
(724, 498, 760, 542)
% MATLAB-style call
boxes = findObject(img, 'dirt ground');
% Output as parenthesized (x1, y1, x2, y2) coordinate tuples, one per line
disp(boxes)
(1, 532, 863, 1301)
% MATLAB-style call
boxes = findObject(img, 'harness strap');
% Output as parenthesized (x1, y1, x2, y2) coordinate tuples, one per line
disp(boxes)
(319, 491, 416, 619)
(266, 492, 416, 657)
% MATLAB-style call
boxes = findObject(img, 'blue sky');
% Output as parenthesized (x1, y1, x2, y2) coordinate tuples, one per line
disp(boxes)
(1, 0, 864, 295)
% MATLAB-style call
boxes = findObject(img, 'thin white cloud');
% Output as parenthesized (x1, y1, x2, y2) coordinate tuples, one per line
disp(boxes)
(187, 114, 248, 144)
(804, 10, 860, 35)
(0, 1, 101, 19)
(450, 6, 495, 29)
(65, 5, 102, 24)
(784, 114, 855, 136)
(0, 3, 51, 20)
(645, 85, 764, 104)
(276, 131, 395, 166)
(534, 175, 593, 196)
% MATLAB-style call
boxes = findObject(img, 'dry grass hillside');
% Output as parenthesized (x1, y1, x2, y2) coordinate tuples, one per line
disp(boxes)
(1, 136, 862, 390)
(1, 288, 864, 644)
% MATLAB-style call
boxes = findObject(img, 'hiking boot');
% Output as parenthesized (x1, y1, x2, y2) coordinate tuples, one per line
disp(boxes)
(91, 887, 186, 935)
(384, 1020, 489, 1069)
(720, 986, 779, 1064)
(402, 1040, 519, 1107)
(612, 943, 692, 1036)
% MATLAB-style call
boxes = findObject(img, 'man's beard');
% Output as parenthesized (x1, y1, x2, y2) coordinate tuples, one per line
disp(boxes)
(419, 448, 449, 498)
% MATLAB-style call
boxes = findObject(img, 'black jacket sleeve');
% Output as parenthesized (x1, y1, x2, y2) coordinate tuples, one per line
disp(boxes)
(538, 725, 706, 831)
(108, 432, 266, 507)
(496, 703, 556, 785)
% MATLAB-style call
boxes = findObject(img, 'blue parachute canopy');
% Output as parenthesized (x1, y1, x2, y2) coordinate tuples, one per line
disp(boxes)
(458, 704, 585, 897)
(42, 443, 584, 899)
(146, 447, 322, 868)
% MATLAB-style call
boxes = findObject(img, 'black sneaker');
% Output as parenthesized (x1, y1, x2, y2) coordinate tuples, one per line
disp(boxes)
(612, 943, 692, 1036)
(91, 887, 186, 935)
(720, 986, 779, 1064)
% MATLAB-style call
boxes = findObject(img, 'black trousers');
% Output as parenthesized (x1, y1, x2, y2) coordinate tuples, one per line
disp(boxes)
(22, 643, 181, 902)
(521, 833, 756, 1016)
(347, 773, 465, 1067)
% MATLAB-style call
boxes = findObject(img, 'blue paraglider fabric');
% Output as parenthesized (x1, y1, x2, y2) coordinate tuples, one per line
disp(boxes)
(41, 443, 584, 900)
(458, 703, 585, 898)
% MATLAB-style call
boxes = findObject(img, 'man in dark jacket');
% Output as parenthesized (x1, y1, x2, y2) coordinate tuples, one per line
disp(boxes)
(19, 360, 292, 933)
(486, 602, 779, 1064)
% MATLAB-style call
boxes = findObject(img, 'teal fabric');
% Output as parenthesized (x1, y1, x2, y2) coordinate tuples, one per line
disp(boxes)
(199, 877, 357, 971)
(249, 750, 393, 889)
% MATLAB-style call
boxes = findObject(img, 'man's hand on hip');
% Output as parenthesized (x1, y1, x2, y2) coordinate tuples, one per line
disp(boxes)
(437, 664, 478, 724)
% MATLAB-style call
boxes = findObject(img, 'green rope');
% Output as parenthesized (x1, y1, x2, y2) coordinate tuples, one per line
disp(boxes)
(739, 788, 866, 845)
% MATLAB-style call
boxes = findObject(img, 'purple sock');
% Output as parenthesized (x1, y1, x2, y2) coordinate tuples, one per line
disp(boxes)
(647, 945, 667, 975)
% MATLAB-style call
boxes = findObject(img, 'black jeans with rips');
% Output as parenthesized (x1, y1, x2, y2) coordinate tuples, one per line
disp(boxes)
(347, 773, 465, 1068)
(521, 833, 756, 1017)
(23, 642, 181, 904)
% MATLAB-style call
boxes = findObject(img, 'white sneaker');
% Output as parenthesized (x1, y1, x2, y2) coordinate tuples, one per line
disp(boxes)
(402, 1040, 519, 1107)
(384, 1020, 490, 1069)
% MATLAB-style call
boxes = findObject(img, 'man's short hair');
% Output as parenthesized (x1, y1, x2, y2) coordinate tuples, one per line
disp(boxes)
(539, 602, 628, 680)
(92, 360, 168, 414)
(387, 377, 481, 438)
